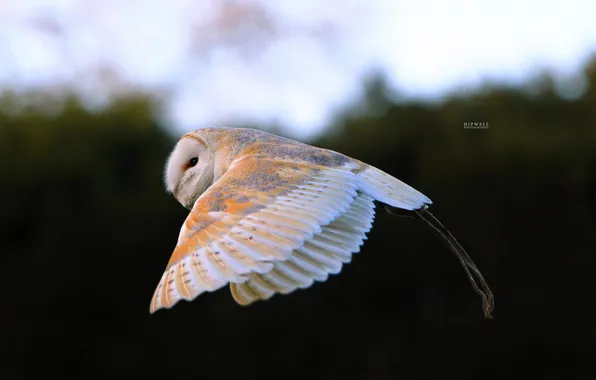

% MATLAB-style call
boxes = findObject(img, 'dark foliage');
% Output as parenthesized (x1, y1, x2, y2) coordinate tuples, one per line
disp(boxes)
(2, 59, 595, 379)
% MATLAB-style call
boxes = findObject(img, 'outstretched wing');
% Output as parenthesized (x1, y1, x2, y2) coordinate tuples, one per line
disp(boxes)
(230, 192, 377, 305)
(149, 156, 361, 313)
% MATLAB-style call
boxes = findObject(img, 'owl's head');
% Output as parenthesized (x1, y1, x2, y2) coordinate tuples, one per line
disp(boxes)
(164, 133, 215, 209)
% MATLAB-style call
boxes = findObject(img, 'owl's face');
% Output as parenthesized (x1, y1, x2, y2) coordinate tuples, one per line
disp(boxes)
(165, 135, 214, 209)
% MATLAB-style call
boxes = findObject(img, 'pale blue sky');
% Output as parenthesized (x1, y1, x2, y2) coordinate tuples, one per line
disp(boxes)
(1, 0, 595, 139)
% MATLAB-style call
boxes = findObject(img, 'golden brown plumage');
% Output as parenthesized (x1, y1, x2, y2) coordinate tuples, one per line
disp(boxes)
(149, 127, 494, 318)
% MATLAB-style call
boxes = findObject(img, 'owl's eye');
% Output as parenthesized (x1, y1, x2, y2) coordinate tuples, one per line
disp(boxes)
(189, 157, 199, 167)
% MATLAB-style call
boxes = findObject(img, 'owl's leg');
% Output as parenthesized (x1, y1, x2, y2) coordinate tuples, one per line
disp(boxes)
(386, 204, 494, 319)
(383, 204, 415, 218)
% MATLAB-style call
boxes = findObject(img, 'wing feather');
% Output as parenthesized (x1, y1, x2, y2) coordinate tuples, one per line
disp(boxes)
(149, 157, 359, 313)
(230, 193, 376, 305)
(273, 261, 315, 289)
(357, 165, 432, 210)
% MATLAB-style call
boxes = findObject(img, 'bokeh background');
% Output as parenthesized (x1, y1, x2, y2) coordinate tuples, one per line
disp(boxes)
(1, 1, 596, 379)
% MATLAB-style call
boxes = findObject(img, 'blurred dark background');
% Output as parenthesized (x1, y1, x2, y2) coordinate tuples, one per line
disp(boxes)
(1, 57, 595, 379)
(2, 2, 596, 378)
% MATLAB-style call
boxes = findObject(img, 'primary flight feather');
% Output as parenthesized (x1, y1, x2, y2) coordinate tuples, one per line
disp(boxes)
(149, 126, 494, 318)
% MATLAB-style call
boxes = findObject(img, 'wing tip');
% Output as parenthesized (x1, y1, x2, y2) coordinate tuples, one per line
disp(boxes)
(148, 269, 206, 315)
(358, 166, 432, 210)
(149, 290, 201, 314)
(149, 298, 174, 315)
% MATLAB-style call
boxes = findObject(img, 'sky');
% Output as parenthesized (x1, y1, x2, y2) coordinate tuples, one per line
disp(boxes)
(1, 0, 595, 139)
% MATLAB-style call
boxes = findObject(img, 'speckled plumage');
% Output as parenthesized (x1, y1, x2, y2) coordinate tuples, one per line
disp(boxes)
(149, 126, 494, 318)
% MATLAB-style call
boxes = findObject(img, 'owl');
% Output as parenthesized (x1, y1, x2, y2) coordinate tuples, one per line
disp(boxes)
(150, 127, 494, 318)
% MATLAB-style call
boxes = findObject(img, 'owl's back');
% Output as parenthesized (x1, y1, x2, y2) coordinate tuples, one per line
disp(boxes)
(196, 126, 431, 211)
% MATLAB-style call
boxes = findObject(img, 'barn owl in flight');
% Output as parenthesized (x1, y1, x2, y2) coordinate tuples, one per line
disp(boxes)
(149, 127, 494, 318)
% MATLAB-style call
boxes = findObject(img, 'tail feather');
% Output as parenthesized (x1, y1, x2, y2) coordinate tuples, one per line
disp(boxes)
(357, 165, 432, 210)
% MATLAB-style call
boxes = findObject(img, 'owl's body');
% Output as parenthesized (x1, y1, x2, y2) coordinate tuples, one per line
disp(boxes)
(150, 127, 493, 317)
